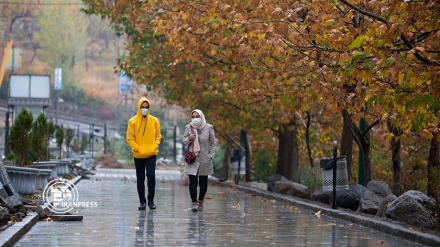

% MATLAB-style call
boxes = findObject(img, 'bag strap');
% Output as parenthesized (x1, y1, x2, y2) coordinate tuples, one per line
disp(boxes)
(187, 126, 194, 150)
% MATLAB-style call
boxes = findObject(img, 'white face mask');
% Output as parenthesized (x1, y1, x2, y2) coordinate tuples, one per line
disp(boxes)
(192, 118, 201, 126)
(141, 108, 148, 116)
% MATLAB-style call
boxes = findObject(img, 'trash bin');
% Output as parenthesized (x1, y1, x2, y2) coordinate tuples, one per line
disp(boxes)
(320, 156, 349, 192)
(231, 148, 245, 185)
(231, 156, 246, 175)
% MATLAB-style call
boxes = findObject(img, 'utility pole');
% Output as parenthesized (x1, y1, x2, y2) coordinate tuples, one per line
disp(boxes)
(104, 124, 107, 154)
(92, 123, 94, 159)
(173, 107, 177, 163)
(358, 118, 366, 186)
(4, 111, 10, 156)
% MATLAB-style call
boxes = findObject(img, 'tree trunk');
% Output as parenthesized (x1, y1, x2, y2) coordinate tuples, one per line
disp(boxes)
(219, 141, 232, 181)
(387, 121, 402, 196)
(276, 120, 299, 182)
(427, 131, 439, 200)
(241, 130, 254, 182)
(342, 109, 378, 184)
(305, 111, 316, 191)
(340, 111, 353, 182)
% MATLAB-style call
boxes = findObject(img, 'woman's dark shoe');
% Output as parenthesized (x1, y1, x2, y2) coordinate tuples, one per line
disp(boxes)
(138, 203, 146, 210)
(197, 200, 204, 211)
(191, 202, 198, 212)
(148, 201, 156, 210)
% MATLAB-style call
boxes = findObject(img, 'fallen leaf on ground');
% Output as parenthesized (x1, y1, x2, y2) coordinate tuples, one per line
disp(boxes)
(314, 209, 322, 217)
(231, 203, 240, 210)
(282, 205, 298, 211)
(43, 217, 52, 221)
(23, 200, 37, 206)
(261, 199, 275, 203)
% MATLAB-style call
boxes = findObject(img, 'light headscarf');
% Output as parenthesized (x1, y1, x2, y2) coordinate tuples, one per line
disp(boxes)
(189, 109, 206, 156)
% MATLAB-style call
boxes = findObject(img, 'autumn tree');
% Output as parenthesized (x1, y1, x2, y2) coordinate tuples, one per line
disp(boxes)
(82, 0, 324, 181)
(82, 0, 440, 192)
(308, 0, 440, 187)
(35, 1, 88, 112)
(0, 0, 41, 59)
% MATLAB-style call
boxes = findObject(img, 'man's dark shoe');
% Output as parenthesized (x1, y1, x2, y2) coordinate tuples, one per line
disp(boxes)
(138, 203, 146, 210)
(148, 201, 156, 210)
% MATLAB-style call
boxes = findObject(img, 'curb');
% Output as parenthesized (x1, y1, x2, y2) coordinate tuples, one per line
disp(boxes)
(0, 176, 82, 247)
(216, 181, 440, 247)
(0, 212, 39, 247)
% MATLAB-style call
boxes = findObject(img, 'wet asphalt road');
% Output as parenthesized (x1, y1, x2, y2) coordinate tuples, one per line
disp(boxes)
(14, 168, 422, 246)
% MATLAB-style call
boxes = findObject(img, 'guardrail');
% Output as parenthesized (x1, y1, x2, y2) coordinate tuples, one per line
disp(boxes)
(0, 99, 117, 129)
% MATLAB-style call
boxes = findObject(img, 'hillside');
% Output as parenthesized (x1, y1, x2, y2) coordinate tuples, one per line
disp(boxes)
(0, 9, 144, 121)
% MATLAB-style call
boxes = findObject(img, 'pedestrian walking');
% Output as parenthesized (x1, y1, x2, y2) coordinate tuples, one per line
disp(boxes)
(182, 109, 216, 212)
(126, 97, 162, 210)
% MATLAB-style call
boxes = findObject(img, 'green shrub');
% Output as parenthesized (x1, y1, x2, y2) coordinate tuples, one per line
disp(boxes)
(298, 165, 322, 191)
(31, 113, 51, 162)
(8, 108, 34, 166)
(253, 148, 276, 182)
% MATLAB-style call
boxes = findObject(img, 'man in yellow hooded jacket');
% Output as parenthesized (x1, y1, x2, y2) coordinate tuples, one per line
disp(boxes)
(126, 97, 162, 210)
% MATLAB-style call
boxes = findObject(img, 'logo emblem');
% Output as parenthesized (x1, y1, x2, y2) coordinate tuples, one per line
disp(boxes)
(43, 178, 79, 214)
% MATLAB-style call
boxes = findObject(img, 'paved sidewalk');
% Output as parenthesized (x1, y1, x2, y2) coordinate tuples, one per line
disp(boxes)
(5, 168, 439, 246)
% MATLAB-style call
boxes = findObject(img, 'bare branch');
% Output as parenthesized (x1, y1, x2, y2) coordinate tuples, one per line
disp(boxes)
(400, 34, 440, 66)
(338, 0, 388, 24)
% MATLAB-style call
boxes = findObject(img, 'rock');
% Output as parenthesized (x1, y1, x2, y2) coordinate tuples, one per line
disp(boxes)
(311, 187, 331, 204)
(244, 181, 267, 191)
(385, 190, 438, 230)
(14, 212, 25, 221)
(312, 182, 366, 210)
(0, 163, 23, 209)
(24, 205, 47, 219)
(375, 194, 397, 218)
(0, 206, 10, 225)
(333, 182, 366, 210)
(274, 181, 310, 199)
(11, 213, 23, 222)
(359, 180, 392, 215)
(266, 174, 288, 192)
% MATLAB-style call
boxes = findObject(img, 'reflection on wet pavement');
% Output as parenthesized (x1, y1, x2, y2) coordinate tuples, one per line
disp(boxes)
(15, 169, 422, 246)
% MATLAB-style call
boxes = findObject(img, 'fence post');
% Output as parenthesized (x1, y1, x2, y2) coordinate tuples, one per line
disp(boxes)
(332, 140, 337, 209)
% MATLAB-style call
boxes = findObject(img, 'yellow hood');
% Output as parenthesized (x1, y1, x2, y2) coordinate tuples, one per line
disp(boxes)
(126, 97, 162, 158)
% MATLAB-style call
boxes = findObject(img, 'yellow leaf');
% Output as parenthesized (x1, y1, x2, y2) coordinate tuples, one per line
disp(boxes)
(415, 46, 425, 52)
(231, 203, 241, 209)
(398, 73, 404, 84)
(257, 33, 266, 41)
(272, 8, 282, 14)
